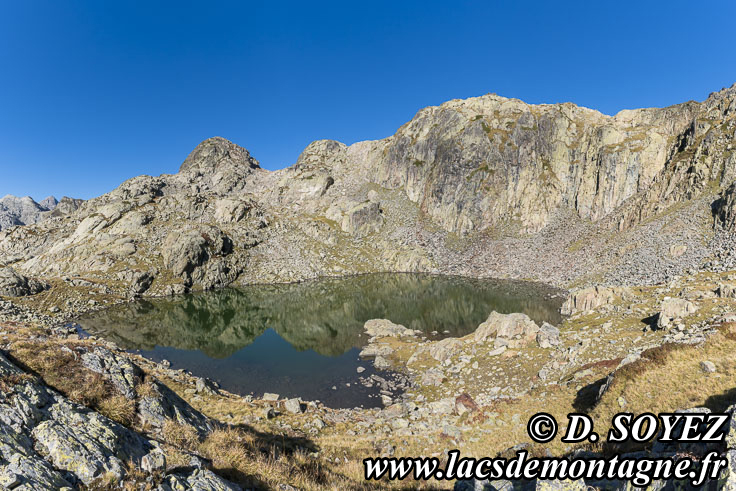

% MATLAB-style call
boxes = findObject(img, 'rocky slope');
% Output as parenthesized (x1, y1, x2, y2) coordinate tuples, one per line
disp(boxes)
(1, 84, 735, 300)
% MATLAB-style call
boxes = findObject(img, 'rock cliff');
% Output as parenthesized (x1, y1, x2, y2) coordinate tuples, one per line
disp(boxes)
(1, 85, 735, 294)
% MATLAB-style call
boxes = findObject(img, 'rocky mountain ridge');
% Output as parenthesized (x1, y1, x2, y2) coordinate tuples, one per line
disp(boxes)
(1, 84, 735, 297)
(0, 195, 83, 231)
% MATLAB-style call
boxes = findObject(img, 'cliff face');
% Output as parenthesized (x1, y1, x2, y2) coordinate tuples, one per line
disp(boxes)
(1, 85, 735, 294)
(296, 85, 734, 234)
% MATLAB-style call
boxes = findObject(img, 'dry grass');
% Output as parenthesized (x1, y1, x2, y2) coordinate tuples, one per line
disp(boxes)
(592, 330, 736, 439)
(5, 335, 139, 426)
(162, 420, 202, 452)
(9, 340, 112, 405)
(0, 372, 36, 392)
(97, 394, 137, 426)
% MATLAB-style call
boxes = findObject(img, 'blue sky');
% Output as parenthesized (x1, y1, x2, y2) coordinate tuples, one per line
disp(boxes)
(1, 1, 735, 200)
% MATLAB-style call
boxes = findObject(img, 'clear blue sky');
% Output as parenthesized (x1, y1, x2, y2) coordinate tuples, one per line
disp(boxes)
(1, 1, 735, 200)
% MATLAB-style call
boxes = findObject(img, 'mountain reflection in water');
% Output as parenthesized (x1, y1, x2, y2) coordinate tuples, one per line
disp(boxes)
(78, 274, 563, 407)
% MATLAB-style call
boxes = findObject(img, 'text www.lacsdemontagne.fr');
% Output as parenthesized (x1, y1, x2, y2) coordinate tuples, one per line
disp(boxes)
(363, 450, 726, 487)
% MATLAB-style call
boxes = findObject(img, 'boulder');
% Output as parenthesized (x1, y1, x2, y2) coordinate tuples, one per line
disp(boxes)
(560, 286, 631, 315)
(657, 297, 697, 328)
(165, 468, 242, 490)
(427, 337, 464, 363)
(455, 479, 514, 491)
(81, 347, 143, 400)
(284, 398, 304, 414)
(718, 283, 736, 298)
(669, 244, 688, 258)
(420, 368, 446, 386)
(364, 319, 420, 339)
(214, 198, 253, 223)
(341, 201, 383, 234)
(0, 267, 47, 297)
(474, 312, 540, 348)
(137, 380, 214, 437)
(536, 322, 561, 348)
(130, 271, 154, 295)
(535, 479, 588, 490)
(140, 450, 166, 474)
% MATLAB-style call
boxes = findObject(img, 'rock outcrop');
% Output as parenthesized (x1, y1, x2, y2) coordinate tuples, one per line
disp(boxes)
(560, 286, 631, 315)
(0, 343, 243, 490)
(0, 267, 46, 297)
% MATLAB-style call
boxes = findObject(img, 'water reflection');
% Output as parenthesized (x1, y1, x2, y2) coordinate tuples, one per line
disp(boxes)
(79, 274, 563, 358)
(77, 274, 563, 406)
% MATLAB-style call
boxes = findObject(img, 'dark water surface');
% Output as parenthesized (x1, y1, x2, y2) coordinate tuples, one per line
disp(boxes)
(77, 274, 564, 408)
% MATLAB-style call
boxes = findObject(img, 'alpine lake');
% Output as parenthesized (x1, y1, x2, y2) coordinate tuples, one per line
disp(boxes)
(77, 274, 564, 408)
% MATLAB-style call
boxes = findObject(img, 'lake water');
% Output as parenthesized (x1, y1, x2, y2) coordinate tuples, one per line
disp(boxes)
(77, 274, 564, 408)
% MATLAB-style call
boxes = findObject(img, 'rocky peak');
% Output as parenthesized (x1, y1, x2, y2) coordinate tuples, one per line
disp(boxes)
(295, 140, 347, 171)
(38, 196, 58, 210)
(179, 136, 260, 174)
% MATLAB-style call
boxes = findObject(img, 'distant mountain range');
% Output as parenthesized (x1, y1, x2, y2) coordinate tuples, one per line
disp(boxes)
(0, 195, 83, 231)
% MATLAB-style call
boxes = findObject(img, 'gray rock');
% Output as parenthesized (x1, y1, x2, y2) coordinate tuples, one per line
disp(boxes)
(536, 322, 561, 348)
(81, 346, 143, 399)
(455, 479, 515, 491)
(0, 267, 46, 297)
(141, 450, 166, 473)
(657, 297, 697, 328)
(475, 311, 540, 348)
(165, 467, 242, 490)
(535, 479, 587, 490)
(195, 377, 218, 395)
(701, 360, 717, 373)
(364, 319, 419, 338)
(284, 398, 304, 414)
(718, 283, 736, 298)
(137, 379, 213, 437)
(420, 368, 446, 386)
(0, 352, 151, 487)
